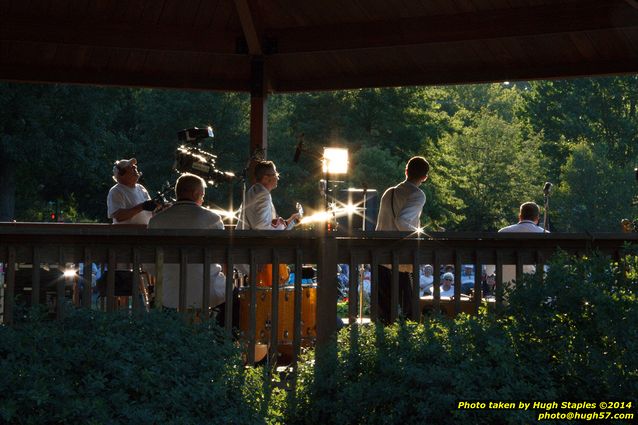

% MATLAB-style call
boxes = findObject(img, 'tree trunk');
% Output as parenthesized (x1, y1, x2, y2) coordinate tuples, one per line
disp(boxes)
(0, 152, 16, 221)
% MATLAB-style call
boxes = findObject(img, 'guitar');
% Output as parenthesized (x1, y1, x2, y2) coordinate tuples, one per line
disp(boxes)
(285, 202, 304, 230)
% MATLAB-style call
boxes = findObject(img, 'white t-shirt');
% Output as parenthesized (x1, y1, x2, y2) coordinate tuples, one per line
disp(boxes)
(107, 183, 152, 225)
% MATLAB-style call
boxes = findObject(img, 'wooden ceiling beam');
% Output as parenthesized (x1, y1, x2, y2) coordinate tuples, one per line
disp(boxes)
(233, 0, 262, 55)
(0, 19, 241, 55)
(0, 64, 251, 92)
(269, 1, 638, 55)
(270, 59, 638, 92)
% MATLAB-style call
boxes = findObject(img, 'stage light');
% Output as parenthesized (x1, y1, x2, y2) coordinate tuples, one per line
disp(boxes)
(63, 268, 77, 278)
(322, 147, 349, 175)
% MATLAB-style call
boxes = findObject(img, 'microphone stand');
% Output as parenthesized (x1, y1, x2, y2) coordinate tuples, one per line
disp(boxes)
(543, 191, 550, 233)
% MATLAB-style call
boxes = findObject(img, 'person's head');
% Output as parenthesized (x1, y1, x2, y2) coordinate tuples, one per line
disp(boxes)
(254, 160, 279, 191)
(175, 173, 207, 205)
(518, 201, 540, 223)
(405, 156, 430, 184)
(463, 265, 473, 276)
(113, 158, 140, 187)
(422, 264, 433, 276)
(441, 272, 454, 289)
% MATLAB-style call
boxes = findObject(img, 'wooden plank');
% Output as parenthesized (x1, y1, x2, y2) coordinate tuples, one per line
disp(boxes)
(495, 251, 504, 313)
(432, 250, 440, 313)
(473, 254, 481, 315)
(31, 246, 40, 307)
(292, 248, 302, 368)
(247, 250, 257, 365)
(132, 247, 141, 313)
(370, 251, 379, 322)
(224, 247, 234, 334)
(233, 0, 262, 55)
(270, 249, 280, 362)
(4, 247, 16, 324)
(107, 248, 116, 312)
(316, 237, 338, 345)
(454, 250, 462, 315)
(57, 249, 65, 319)
(269, 1, 638, 55)
(154, 247, 164, 310)
(82, 247, 91, 309)
(411, 249, 420, 321)
(202, 248, 211, 314)
(179, 248, 187, 312)
(390, 252, 399, 322)
(348, 253, 358, 323)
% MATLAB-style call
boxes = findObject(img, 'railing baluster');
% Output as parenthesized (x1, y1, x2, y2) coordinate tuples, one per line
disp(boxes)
(154, 248, 164, 310)
(202, 248, 211, 316)
(433, 250, 440, 314)
(4, 247, 16, 324)
(495, 251, 504, 313)
(515, 250, 523, 283)
(411, 249, 420, 322)
(179, 249, 188, 312)
(82, 247, 91, 309)
(536, 250, 545, 284)
(247, 250, 257, 365)
(132, 247, 141, 313)
(107, 248, 116, 312)
(31, 246, 40, 308)
(57, 248, 65, 319)
(370, 251, 379, 323)
(224, 248, 233, 334)
(454, 250, 462, 315)
(293, 248, 303, 369)
(390, 252, 399, 322)
(348, 253, 358, 324)
(473, 253, 481, 315)
(270, 249, 280, 364)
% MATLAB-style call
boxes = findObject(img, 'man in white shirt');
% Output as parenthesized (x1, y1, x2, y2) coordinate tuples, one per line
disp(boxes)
(107, 158, 157, 225)
(376, 156, 430, 322)
(148, 173, 226, 310)
(238, 160, 299, 230)
(487, 201, 548, 284)
(376, 156, 429, 232)
(498, 202, 546, 233)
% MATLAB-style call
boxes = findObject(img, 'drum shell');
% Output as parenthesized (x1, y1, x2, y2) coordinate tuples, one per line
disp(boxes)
(238, 286, 317, 344)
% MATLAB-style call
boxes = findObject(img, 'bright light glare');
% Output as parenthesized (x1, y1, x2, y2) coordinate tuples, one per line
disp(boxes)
(344, 203, 358, 215)
(322, 147, 349, 174)
(208, 207, 240, 221)
(63, 269, 77, 278)
(300, 211, 332, 225)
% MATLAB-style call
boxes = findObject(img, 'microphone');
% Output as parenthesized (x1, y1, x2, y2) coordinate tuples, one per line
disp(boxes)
(294, 140, 303, 163)
(543, 182, 553, 196)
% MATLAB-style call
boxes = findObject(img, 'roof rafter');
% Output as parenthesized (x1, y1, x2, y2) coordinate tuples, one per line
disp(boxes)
(233, 0, 262, 55)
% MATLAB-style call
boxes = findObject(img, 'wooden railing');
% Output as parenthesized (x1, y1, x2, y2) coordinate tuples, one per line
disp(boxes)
(1, 223, 637, 366)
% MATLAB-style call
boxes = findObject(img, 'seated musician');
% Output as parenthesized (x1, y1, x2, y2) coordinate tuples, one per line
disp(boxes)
(238, 160, 300, 231)
(237, 160, 300, 286)
(147, 173, 226, 310)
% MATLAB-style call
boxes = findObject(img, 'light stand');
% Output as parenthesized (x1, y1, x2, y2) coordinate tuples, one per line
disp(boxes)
(322, 147, 349, 231)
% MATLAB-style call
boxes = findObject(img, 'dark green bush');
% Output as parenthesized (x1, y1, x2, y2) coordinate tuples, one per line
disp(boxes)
(290, 249, 638, 425)
(0, 309, 265, 425)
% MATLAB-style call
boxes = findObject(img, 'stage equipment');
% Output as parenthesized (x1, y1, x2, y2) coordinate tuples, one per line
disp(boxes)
(174, 126, 235, 185)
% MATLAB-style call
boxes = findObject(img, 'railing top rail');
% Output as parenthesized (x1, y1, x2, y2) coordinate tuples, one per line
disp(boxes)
(1, 223, 636, 241)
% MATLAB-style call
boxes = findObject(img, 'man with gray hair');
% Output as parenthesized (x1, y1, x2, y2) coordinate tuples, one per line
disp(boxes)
(148, 173, 226, 310)
(107, 158, 157, 225)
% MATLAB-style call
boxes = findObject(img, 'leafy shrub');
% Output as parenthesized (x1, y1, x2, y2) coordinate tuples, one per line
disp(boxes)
(289, 248, 638, 425)
(0, 309, 266, 425)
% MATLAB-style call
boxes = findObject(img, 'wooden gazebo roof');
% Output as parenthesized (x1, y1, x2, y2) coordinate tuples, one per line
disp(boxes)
(2, 0, 638, 93)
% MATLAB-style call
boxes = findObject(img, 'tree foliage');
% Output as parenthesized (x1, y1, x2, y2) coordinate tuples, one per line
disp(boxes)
(1, 76, 637, 231)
